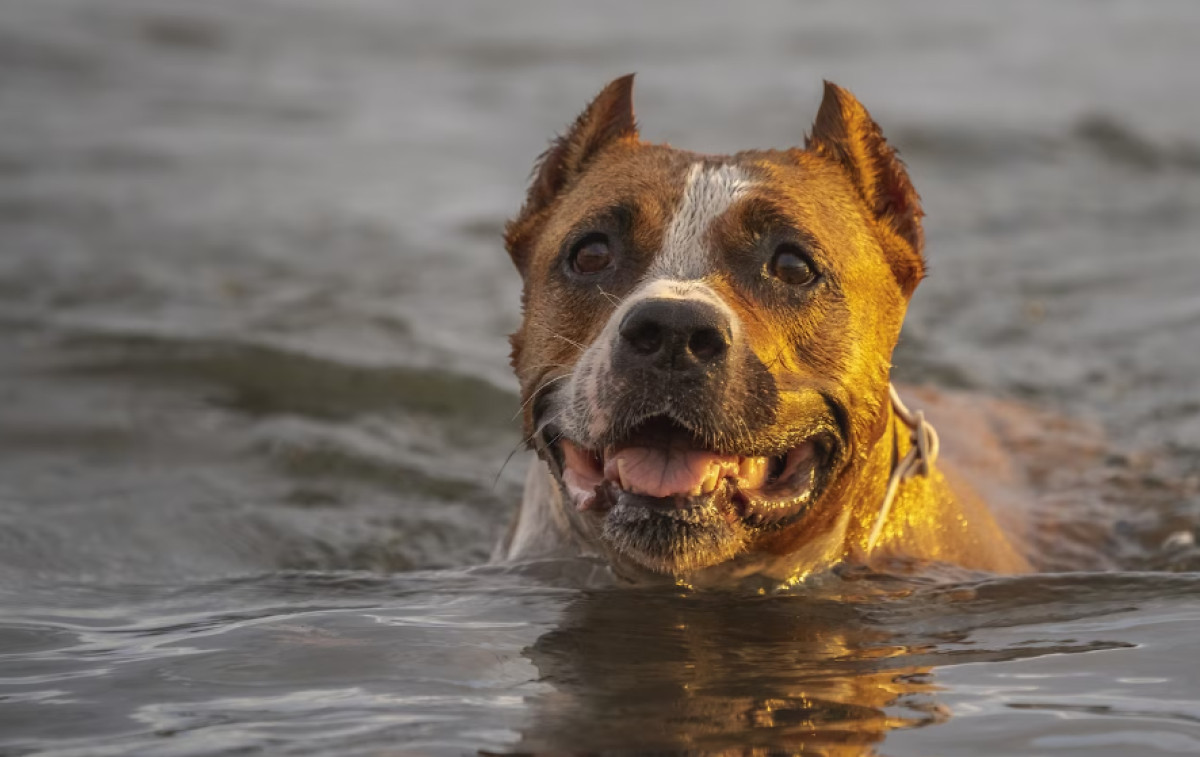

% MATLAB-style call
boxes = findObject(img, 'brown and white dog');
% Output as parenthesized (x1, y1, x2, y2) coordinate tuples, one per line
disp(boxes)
(493, 75, 1032, 585)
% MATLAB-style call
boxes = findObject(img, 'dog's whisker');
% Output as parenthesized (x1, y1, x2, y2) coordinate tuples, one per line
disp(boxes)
(516, 362, 572, 378)
(530, 322, 586, 353)
(492, 411, 564, 491)
(596, 285, 622, 307)
(511, 373, 570, 422)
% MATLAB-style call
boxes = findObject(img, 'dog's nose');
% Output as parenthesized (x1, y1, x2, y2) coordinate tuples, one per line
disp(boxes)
(617, 298, 731, 372)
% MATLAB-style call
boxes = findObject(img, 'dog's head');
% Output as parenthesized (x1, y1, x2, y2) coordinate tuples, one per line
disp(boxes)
(505, 75, 924, 578)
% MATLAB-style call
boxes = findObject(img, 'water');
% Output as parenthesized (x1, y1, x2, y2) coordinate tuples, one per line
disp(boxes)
(1, 0, 1199, 754)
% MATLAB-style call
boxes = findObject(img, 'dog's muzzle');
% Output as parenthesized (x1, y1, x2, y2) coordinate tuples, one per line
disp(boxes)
(529, 293, 841, 574)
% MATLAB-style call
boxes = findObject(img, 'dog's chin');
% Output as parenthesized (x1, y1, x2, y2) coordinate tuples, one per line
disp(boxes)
(544, 415, 833, 576)
(599, 485, 750, 575)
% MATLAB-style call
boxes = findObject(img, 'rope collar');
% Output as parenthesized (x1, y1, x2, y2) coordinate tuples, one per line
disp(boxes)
(865, 384, 941, 553)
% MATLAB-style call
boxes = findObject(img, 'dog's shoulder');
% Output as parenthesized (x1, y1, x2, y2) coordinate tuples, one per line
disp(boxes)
(903, 385, 1111, 570)
(492, 460, 581, 563)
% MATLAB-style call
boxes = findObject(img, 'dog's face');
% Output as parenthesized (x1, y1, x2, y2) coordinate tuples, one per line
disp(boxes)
(505, 76, 925, 578)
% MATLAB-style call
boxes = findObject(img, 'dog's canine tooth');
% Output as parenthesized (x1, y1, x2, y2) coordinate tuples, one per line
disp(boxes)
(738, 456, 767, 490)
(616, 459, 630, 490)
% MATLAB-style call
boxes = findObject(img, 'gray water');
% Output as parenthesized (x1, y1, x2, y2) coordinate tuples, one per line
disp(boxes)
(2, 1, 1200, 754)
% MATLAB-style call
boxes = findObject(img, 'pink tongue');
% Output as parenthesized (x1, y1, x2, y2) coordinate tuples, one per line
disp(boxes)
(605, 446, 733, 498)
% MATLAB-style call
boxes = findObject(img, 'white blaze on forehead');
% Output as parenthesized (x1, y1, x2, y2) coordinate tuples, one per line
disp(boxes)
(653, 162, 754, 279)
(628, 278, 732, 317)
(560, 164, 753, 446)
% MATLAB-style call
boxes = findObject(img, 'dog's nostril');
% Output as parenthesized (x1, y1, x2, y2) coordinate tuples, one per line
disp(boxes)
(623, 320, 664, 356)
(688, 326, 728, 363)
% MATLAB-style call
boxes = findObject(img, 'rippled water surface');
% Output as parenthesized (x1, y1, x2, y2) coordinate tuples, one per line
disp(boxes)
(2, 1, 1200, 754)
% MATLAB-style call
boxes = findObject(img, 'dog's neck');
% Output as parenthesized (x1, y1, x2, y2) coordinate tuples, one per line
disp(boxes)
(738, 386, 934, 583)
(866, 384, 941, 551)
(839, 390, 1031, 575)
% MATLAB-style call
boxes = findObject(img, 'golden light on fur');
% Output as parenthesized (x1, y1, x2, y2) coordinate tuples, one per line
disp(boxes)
(494, 75, 1030, 584)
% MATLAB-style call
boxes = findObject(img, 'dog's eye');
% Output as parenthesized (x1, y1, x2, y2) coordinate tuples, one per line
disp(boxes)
(770, 244, 818, 286)
(570, 234, 613, 275)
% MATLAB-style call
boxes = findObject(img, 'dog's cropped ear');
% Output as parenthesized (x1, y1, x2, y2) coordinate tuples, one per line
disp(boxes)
(806, 82, 925, 297)
(505, 74, 638, 273)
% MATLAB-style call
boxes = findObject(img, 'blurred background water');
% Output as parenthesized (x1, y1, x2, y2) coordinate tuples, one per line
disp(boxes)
(1, 0, 1199, 754)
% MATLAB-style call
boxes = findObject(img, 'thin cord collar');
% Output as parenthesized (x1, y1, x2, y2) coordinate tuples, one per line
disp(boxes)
(865, 383, 941, 553)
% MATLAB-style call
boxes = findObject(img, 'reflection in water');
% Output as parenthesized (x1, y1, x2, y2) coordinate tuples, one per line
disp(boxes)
(516, 586, 946, 755)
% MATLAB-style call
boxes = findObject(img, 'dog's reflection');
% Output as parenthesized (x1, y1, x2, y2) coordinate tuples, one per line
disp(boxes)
(512, 587, 948, 755)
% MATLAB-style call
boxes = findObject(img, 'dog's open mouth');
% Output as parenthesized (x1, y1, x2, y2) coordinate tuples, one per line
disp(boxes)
(552, 416, 828, 528)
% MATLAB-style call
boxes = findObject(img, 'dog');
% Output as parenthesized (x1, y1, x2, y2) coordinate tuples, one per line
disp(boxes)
(493, 75, 1033, 584)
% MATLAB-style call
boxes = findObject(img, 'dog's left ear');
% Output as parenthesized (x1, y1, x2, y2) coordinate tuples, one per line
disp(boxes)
(806, 82, 925, 297)
(505, 74, 639, 273)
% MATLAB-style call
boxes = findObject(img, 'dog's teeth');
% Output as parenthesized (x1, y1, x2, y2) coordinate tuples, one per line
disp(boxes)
(738, 457, 768, 489)
(616, 459, 629, 490)
(699, 466, 720, 495)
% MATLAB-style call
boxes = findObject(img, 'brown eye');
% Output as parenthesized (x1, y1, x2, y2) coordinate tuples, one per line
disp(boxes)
(570, 234, 613, 275)
(771, 244, 818, 286)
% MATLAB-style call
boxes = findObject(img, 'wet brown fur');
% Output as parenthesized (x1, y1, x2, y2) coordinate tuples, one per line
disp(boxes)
(499, 75, 1030, 581)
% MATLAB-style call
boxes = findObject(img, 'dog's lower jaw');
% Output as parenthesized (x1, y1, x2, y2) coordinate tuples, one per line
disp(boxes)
(605, 469, 854, 585)
(498, 400, 902, 584)
(494, 455, 859, 586)
(598, 486, 750, 576)
(550, 442, 841, 580)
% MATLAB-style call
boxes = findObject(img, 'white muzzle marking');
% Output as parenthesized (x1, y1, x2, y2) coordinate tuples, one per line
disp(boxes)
(562, 162, 755, 443)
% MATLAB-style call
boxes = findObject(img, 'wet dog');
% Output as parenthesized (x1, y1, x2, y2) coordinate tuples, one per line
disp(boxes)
(493, 75, 1031, 584)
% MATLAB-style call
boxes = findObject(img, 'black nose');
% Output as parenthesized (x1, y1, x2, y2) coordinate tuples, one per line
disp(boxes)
(617, 298, 732, 373)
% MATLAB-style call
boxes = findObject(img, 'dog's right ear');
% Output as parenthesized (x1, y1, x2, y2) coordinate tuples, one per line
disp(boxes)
(505, 74, 638, 273)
